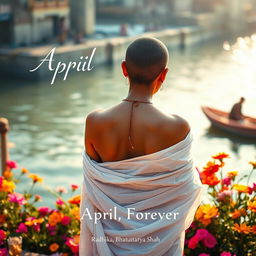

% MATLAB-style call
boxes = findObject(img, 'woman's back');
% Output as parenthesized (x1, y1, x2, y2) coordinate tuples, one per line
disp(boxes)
(85, 100, 190, 162)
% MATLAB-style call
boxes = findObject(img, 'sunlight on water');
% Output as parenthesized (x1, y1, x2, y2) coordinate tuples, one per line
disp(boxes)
(223, 34, 256, 99)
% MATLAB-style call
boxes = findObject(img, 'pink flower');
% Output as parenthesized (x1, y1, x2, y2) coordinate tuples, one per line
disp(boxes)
(0, 248, 8, 256)
(6, 160, 18, 169)
(46, 224, 56, 236)
(0, 229, 6, 241)
(61, 216, 71, 226)
(16, 223, 28, 233)
(34, 194, 42, 202)
(188, 235, 199, 249)
(203, 232, 217, 248)
(220, 252, 232, 256)
(217, 190, 232, 201)
(222, 177, 231, 186)
(65, 237, 79, 253)
(195, 228, 209, 240)
(56, 186, 67, 194)
(71, 184, 79, 191)
(249, 183, 256, 194)
(0, 177, 3, 187)
(33, 223, 40, 232)
(8, 193, 26, 205)
(38, 207, 50, 216)
(199, 254, 210, 256)
(26, 216, 35, 222)
(56, 198, 64, 205)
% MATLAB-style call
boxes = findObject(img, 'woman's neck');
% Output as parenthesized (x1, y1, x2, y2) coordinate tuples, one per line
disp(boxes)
(126, 84, 153, 102)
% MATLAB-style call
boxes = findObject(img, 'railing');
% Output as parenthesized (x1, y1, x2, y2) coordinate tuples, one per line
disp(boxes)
(28, 0, 69, 10)
(0, 117, 9, 175)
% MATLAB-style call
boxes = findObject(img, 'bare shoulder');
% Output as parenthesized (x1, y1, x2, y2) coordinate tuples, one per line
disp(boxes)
(162, 114, 190, 142)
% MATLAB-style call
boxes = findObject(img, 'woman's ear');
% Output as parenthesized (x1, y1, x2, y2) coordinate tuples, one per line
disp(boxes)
(121, 61, 129, 77)
(159, 68, 169, 83)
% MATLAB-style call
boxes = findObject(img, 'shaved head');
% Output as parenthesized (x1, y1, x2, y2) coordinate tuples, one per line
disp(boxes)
(125, 37, 169, 85)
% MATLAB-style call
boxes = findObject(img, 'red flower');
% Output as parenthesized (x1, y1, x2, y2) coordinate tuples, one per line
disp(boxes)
(212, 152, 229, 160)
(6, 160, 18, 169)
(202, 161, 220, 176)
(38, 207, 50, 216)
(0, 229, 6, 241)
(202, 232, 217, 248)
(65, 236, 79, 253)
(71, 184, 79, 191)
(188, 235, 199, 249)
(61, 216, 71, 226)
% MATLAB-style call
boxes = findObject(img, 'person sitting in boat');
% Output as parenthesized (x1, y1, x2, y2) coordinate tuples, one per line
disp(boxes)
(229, 97, 245, 121)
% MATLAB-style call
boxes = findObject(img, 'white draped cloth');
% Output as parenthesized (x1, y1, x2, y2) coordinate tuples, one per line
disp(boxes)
(79, 132, 203, 256)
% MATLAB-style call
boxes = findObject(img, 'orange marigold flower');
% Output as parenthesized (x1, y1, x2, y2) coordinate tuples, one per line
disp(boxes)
(230, 208, 246, 219)
(3, 171, 13, 179)
(212, 152, 229, 160)
(21, 168, 29, 174)
(68, 195, 81, 205)
(227, 171, 238, 179)
(0, 214, 6, 224)
(49, 243, 59, 252)
(251, 225, 256, 234)
(232, 223, 251, 234)
(25, 218, 44, 226)
(249, 161, 256, 169)
(48, 211, 63, 226)
(233, 184, 250, 193)
(0, 179, 16, 193)
(200, 172, 220, 186)
(195, 204, 218, 226)
(230, 200, 236, 208)
(202, 161, 220, 176)
(28, 174, 43, 183)
(231, 209, 241, 219)
(248, 200, 256, 213)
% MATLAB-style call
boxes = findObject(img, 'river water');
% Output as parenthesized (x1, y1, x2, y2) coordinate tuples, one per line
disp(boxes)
(1, 36, 256, 204)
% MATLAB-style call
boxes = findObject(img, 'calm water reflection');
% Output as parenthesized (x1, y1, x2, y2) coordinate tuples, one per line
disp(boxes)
(0, 38, 256, 204)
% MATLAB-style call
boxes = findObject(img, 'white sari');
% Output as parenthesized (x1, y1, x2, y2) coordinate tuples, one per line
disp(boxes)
(79, 132, 203, 256)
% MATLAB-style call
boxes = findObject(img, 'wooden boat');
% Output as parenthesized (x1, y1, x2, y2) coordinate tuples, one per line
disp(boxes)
(202, 106, 256, 138)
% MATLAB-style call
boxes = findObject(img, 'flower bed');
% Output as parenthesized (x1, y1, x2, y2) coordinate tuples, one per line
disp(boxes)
(0, 154, 255, 255)
(184, 153, 256, 256)
(0, 162, 80, 256)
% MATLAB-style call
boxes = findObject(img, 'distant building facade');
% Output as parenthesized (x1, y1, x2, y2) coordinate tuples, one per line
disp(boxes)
(0, 0, 70, 47)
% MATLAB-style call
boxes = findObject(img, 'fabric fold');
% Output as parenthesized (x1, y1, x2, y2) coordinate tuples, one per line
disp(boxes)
(79, 132, 203, 256)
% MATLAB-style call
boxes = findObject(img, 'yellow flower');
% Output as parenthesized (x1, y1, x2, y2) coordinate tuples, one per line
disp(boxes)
(227, 171, 238, 178)
(25, 218, 44, 226)
(230, 200, 236, 208)
(248, 200, 256, 213)
(70, 207, 80, 220)
(48, 211, 63, 226)
(49, 243, 59, 252)
(195, 205, 218, 226)
(249, 161, 256, 169)
(233, 184, 250, 193)
(21, 168, 29, 174)
(232, 223, 251, 234)
(0, 179, 16, 193)
(28, 174, 43, 183)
